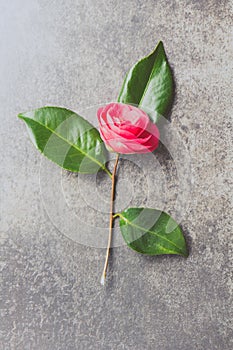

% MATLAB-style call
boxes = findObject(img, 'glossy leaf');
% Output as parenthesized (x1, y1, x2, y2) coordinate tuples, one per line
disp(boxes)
(118, 208, 188, 256)
(118, 41, 174, 123)
(18, 107, 110, 175)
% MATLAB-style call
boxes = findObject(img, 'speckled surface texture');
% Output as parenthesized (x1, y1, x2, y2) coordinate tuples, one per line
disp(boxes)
(1, 1, 233, 349)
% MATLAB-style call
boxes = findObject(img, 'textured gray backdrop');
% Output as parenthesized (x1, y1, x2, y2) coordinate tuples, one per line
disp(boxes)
(1, 1, 232, 349)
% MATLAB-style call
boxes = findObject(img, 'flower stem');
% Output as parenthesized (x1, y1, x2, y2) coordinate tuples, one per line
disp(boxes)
(101, 154, 120, 285)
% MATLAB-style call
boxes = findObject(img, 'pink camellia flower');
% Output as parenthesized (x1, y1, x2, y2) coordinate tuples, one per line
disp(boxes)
(97, 102, 159, 154)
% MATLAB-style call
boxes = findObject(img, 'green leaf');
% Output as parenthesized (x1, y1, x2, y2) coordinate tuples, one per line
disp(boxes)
(118, 41, 174, 123)
(18, 106, 111, 176)
(118, 208, 188, 257)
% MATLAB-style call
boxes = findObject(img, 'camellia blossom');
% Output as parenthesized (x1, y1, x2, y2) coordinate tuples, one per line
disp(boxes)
(97, 102, 160, 154)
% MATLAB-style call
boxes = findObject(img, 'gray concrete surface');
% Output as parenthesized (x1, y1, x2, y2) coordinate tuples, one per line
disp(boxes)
(1, 0, 232, 349)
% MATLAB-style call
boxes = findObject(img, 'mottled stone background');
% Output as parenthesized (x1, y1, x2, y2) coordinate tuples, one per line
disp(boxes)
(0, 1, 232, 349)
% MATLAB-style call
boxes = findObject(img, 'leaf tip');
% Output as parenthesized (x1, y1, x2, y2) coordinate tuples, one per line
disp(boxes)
(157, 40, 166, 53)
(17, 113, 24, 120)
